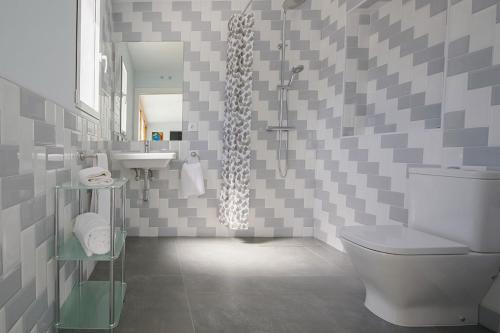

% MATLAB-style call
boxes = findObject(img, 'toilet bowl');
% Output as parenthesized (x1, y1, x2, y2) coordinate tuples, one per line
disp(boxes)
(341, 168, 500, 327)
(342, 225, 500, 327)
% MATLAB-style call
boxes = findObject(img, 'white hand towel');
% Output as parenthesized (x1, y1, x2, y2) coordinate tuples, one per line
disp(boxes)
(96, 153, 111, 223)
(79, 166, 113, 186)
(73, 212, 111, 256)
(181, 162, 205, 198)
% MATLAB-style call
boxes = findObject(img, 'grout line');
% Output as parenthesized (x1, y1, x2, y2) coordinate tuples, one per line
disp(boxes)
(175, 238, 198, 333)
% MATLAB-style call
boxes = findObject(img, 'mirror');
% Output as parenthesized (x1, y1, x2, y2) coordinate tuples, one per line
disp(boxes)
(114, 42, 184, 141)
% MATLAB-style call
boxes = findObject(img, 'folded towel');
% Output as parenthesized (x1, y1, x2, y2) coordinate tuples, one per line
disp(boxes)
(73, 212, 112, 256)
(181, 162, 205, 198)
(90, 153, 111, 223)
(79, 166, 113, 187)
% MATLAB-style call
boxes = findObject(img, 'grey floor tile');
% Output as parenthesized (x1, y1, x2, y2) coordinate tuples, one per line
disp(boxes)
(177, 243, 344, 277)
(188, 292, 277, 333)
(125, 237, 181, 277)
(117, 275, 193, 333)
(81, 238, 492, 333)
(116, 308, 194, 333)
(304, 243, 357, 274)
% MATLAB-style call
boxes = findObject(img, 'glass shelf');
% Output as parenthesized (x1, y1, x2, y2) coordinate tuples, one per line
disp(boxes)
(56, 231, 126, 261)
(57, 281, 126, 330)
(56, 178, 128, 190)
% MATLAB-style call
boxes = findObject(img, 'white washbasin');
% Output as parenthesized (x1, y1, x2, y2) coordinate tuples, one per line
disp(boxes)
(112, 152, 176, 169)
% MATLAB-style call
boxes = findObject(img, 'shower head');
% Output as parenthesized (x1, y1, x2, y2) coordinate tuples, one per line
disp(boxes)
(291, 65, 304, 74)
(282, 0, 307, 11)
(287, 65, 304, 86)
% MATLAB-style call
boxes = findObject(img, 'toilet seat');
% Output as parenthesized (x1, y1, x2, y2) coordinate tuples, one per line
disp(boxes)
(341, 225, 469, 255)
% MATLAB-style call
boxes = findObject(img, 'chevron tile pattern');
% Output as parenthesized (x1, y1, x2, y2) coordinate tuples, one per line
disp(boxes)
(2, 0, 500, 332)
(444, 0, 500, 168)
(314, 0, 500, 252)
(111, 0, 325, 237)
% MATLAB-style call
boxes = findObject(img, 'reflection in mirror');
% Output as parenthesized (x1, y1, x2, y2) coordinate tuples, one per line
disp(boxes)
(114, 42, 183, 141)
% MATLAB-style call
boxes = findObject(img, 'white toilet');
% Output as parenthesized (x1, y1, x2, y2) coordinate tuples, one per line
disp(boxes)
(341, 168, 500, 327)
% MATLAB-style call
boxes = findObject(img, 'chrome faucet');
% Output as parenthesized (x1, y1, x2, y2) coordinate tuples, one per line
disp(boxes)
(144, 140, 151, 153)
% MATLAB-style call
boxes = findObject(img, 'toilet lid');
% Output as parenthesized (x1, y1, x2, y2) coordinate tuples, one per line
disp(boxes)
(341, 225, 469, 255)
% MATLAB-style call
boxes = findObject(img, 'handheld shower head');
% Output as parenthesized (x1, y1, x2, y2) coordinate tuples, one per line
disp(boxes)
(291, 65, 304, 74)
(287, 65, 304, 86)
(282, 0, 307, 10)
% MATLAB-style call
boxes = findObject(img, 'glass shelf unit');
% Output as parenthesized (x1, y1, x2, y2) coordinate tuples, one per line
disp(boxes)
(57, 281, 127, 330)
(56, 231, 127, 261)
(55, 177, 128, 331)
(56, 178, 128, 190)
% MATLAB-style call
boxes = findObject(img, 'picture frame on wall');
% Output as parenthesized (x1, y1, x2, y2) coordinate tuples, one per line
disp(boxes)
(152, 131, 164, 141)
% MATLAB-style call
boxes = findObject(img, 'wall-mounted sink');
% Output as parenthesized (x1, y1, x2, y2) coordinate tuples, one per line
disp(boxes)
(112, 152, 176, 169)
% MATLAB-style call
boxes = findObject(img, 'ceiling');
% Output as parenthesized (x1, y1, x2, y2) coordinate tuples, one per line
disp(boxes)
(126, 42, 183, 73)
(140, 94, 183, 123)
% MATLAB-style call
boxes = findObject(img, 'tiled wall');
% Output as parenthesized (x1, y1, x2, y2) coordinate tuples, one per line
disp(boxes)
(315, 0, 500, 251)
(315, 0, 448, 249)
(111, 0, 323, 237)
(0, 1, 113, 331)
(0, 77, 105, 332)
(443, 0, 500, 168)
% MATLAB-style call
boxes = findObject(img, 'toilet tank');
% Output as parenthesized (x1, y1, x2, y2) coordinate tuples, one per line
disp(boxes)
(408, 168, 500, 253)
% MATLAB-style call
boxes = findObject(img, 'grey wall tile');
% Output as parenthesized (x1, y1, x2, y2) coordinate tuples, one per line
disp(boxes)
(448, 36, 470, 58)
(472, 0, 500, 13)
(0, 267, 21, 308)
(393, 148, 424, 164)
(367, 175, 391, 190)
(443, 110, 465, 129)
(346, 196, 365, 211)
(20, 89, 45, 121)
(468, 64, 500, 90)
(378, 190, 404, 207)
(380, 133, 408, 149)
(5, 280, 35, 331)
(0, 145, 19, 177)
(389, 206, 409, 223)
(410, 104, 441, 121)
(132, 2, 152, 12)
(428, 57, 445, 75)
(425, 117, 441, 129)
(34, 121, 55, 146)
(492, 86, 500, 105)
(463, 147, 500, 167)
(1, 174, 34, 209)
(22, 290, 47, 333)
(443, 127, 489, 147)
(63, 110, 78, 131)
(413, 43, 445, 66)
(20, 195, 46, 230)
(447, 47, 493, 76)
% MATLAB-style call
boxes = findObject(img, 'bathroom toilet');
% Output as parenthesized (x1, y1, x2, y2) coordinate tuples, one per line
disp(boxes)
(341, 168, 500, 327)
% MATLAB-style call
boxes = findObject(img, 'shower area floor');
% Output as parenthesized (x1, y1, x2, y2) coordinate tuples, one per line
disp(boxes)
(73, 238, 491, 333)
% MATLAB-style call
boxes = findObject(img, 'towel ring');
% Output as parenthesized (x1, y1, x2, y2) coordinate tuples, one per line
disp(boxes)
(184, 151, 200, 163)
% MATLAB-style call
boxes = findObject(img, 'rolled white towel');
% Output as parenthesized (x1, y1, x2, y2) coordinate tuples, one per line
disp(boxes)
(73, 212, 112, 256)
(79, 167, 113, 187)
